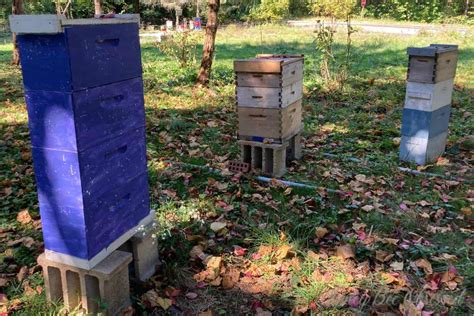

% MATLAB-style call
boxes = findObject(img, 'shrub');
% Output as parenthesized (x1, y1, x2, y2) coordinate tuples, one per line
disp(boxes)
(249, 0, 291, 22)
(308, 0, 356, 19)
(156, 31, 203, 68)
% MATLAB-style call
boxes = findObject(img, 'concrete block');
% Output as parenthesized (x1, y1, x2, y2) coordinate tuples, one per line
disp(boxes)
(238, 140, 288, 177)
(286, 133, 302, 161)
(404, 79, 454, 111)
(251, 146, 263, 169)
(401, 105, 450, 139)
(120, 222, 160, 282)
(38, 250, 132, 315)
(399, 131, 448, 165)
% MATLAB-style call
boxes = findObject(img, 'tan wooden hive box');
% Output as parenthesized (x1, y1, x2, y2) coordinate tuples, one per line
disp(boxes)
(407, 44, 458, 84)
(234, 54, 304, 108)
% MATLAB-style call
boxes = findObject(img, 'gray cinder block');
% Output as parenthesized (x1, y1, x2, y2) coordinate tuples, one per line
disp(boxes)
(38, 250, 132, 315)
(239, 140, 289, 177)
(399, 131, 448, 165)
(286, 133, 302, 161)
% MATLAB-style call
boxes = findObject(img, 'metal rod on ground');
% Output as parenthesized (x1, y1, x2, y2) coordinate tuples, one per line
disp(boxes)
(163, 160, 342, 193)
(321, 152, 472, 183)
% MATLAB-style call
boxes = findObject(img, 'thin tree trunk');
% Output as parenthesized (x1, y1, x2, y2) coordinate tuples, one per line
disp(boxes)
(133, 0, 140, 14)
(94, 0, 102, 15)
(466, 0, 470, 15)
(197, 0, 220, 86)
(11, 0, 24, 66)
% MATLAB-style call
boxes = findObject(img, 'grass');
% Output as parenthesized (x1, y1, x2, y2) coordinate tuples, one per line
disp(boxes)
(0, 23, 473, 314)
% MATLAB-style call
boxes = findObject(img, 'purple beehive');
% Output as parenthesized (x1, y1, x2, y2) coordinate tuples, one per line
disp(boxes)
(11, 14, 152, 268)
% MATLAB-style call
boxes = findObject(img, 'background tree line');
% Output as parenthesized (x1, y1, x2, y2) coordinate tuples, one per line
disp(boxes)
(1, 0, 472, 28)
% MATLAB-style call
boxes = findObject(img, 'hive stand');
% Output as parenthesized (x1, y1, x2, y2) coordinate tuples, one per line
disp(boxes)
(38, 251, 132, 315)
(239, 140, 287, 178)
(238, 133, 302, 177)
(118, 221, 160, 282)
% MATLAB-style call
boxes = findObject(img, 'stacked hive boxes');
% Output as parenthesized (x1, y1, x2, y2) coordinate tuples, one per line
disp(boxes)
(400, 44, 458, 165)
(10, 14, 154, 314)
(234, 54, 304, 177)
(13, 14, 153, 267)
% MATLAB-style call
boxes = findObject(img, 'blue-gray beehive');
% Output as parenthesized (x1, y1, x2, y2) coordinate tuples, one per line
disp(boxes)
(400, 44, 458, 165)
(10, 14, 153, 268)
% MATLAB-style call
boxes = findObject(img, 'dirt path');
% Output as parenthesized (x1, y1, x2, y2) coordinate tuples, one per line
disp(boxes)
(287, 20, 470, 35)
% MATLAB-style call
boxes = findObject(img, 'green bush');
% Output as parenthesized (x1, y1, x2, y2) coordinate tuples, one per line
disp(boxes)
(249, 0, 290, 22)
(362, 0, 470, 23)
(156, 30, 203, 68)
(308, 0, 356, 19)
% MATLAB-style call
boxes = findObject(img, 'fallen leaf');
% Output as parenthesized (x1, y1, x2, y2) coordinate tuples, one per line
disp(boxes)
(210, 222, 227, 233)
(233, 245, 247, 256)
(275, 245, 293, 260)
(315, 227, 328, 239)
(336, 244, 355, 259)
(17, 266, 28, 282)
(16, 209, 32, 225)
(185, 292, 198, 300)
(0, 293, 7, 305)
(0, 278, 8, 287)
(142, 290, 172, 310)
(348, 295, 360, 308)
(7, 237, 35, 248)
(361, 205, 374, 212)
(390, 261, 404, 271)
(415, 259, 433, 275)
(204, 256, 222, 280)
(222, 266, 240, 289)
(189, 245, 205, 259)
(255, 308, 272, 316)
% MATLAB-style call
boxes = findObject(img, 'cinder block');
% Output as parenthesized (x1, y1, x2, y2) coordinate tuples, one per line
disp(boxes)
(399, 131, 448, 165)
(404, 79, 454, 111)
(120, 222, 160, 282)
(286, 133, 302, 161)
(38, 250, 132, 315)
(238, 140, 288, 177)
(251, 146, 263, 169)
(401, 105, 450, 139)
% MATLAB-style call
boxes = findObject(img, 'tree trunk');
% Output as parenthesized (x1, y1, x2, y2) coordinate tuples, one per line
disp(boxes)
(11, 0, 24, 66)
(197, 0, 220, 86)
(133, 0, 140, 14)
(94, 0, 102, 15)
(466, 0, 470, 15)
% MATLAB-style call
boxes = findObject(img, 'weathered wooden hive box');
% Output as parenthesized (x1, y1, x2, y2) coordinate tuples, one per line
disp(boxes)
(11, 14, 153, 268)
(234, 54, 304, 142)
(407, 44, 458, 84)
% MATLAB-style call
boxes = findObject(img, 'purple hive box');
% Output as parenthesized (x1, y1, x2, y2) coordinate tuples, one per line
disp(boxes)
(10, 14, 153, 269)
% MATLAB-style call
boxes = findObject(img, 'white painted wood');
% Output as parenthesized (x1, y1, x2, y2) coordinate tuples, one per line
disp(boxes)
(9, 15, 63, 34)
(404, 78, 454, 111)
(9, 14, 139, 34)
(399, 131, 448, 165)
(45, 210, 155, 270)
